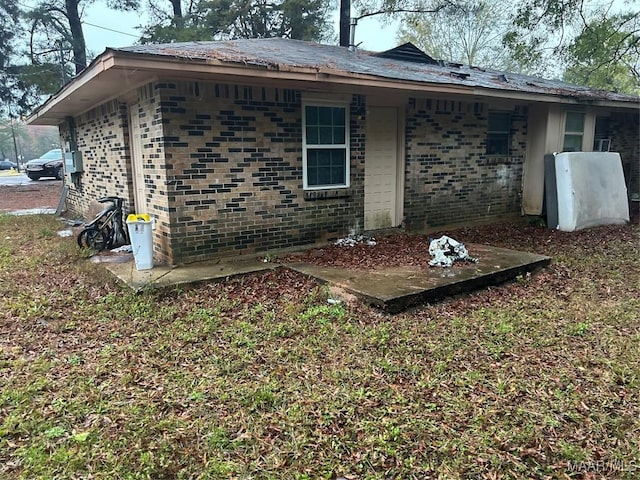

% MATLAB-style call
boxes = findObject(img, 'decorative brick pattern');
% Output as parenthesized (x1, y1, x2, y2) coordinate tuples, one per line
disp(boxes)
(63, 80, 634, 266)
(63, 100, 134, 218)
(403, 98, 525, 230)
(146, 81, 366, 264)
(133, 83, 174, 263)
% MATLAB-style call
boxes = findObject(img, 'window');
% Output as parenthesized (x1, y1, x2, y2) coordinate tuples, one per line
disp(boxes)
(486, 112, 510, 155)
(563, 112, 585, 152)
(303, 103, 349, 189)
(593, 116, 611, 151)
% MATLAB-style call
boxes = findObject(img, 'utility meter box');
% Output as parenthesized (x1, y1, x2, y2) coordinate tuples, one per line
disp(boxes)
(64, 151, 83, 174)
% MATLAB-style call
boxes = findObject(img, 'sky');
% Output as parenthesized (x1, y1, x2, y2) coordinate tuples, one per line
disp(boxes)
(79, 2, 401, 56)
(18, 0, 630, 59)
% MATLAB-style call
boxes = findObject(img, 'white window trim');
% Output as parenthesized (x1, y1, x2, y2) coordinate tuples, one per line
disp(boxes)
(302, 100, 350, 190)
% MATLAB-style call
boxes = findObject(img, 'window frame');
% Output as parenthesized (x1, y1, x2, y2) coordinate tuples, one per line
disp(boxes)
(486, 112, 511, 156)
(302, 100, 350, 190)
(563, 111, 585, 152)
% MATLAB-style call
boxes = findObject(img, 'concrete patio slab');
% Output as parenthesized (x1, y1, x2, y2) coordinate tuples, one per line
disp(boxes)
(101, 243, 549, 312)
(285, 244, 550, 313)
(103, 254, 276, 291)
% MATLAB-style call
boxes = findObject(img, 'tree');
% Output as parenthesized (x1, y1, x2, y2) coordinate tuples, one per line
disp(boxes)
(26, 0, 140, 76)
(1, 0, 143, 116)
(504, 0, 640, 89)
(140, 0, 332, 44)
(0, 1, 20, 75)
(0, 121, 60, 162)
(352, 0, 452, 16)
(397, 0, 518, 69)
(22, 125, 62, 161)
(0, 0, 73, 116)
(140, 0, 211, 43)
(0, 1, 43, 116)
(0, 119, 25, 162)
(563, 13, 640, 94)
(346, 0, 479, 49)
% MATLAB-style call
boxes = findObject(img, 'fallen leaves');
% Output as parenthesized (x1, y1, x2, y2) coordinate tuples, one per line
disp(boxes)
(1, 215, 639, 479)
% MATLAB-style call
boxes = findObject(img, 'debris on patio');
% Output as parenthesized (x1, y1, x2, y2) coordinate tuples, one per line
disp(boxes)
(334, 234, 377, 247)
(428, 235, 479, 267)
(89, 244, 134, 264)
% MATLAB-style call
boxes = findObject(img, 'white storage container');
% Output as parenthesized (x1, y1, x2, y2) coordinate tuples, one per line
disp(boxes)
(126, 214, 153, 270)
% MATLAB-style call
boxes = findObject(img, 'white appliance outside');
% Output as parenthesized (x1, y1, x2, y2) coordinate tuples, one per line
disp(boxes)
(554, 152, 629, 231)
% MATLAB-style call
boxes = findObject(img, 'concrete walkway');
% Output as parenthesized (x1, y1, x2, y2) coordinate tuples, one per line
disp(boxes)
(103, 243, 550, 312)
(103, 254, 277, 290)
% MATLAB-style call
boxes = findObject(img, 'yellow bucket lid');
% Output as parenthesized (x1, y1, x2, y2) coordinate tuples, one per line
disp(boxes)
(127, 213, 151, 222)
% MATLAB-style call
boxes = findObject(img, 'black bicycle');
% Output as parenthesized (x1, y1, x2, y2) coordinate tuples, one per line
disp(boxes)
(77, 196, 129, 250)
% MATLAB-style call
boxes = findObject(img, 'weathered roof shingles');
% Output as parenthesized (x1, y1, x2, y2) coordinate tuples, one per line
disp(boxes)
(114, 38, 639, 103)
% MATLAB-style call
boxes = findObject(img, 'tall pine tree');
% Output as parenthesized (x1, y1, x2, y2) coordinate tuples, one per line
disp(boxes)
(140, 0, 332, 44)
(27, 0, 140, 75)
(0, 1, 40, 116)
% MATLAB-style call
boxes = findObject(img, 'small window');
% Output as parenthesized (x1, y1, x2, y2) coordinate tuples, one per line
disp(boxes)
(303, 104, 349, 189)
(563, 112, 585, 152)
(486, 112, 510, 155)
(594, 116, 611, 151)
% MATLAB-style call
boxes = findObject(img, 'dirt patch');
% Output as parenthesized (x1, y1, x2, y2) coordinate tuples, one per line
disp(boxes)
(0, 181, 63, 212)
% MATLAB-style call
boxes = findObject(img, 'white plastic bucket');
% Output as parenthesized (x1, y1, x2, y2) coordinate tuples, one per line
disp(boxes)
(126, 214, 153, 270)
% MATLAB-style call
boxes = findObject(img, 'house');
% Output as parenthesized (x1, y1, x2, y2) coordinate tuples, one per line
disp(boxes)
(27, 39, 640, 265)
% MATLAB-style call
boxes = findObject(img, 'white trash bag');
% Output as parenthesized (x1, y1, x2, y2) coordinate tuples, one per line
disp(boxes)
(428, 235, 479, 267)
(334, 234, 377, 247)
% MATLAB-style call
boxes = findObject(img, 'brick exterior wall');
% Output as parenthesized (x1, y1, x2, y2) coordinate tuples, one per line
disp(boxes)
(609, 112, 640, 198)
(63, 80, 635, 266)
(63, 100, 134, 218)
(132, 83, 173, 263)
(403, 98, 525, 231)
(149, 81, 366, 264)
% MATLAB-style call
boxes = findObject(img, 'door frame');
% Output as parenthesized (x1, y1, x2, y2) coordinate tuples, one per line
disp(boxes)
(128, 102, 147, 214)
(364, 101, 405, 229)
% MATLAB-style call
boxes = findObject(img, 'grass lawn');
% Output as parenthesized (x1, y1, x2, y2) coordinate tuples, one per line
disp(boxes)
(1, 214, 639, 479)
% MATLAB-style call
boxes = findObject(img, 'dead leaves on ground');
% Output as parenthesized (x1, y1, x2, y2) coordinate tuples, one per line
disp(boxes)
(1, 216, 639, 479)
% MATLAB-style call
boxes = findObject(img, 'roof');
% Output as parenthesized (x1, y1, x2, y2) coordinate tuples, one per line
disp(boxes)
(28, 38, 639, 125)
(375, 43, 438, 65)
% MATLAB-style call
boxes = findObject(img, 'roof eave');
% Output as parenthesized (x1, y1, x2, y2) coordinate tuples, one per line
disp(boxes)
(116, 52, 638, 107)
(470, 88, 638, 108)
(26, 49, 639, 126)
(26, 50, 119, 125)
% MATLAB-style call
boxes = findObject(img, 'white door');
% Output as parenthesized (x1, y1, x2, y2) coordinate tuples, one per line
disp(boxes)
(129, 103, 147, 213)
(365, 107, 399, 230)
